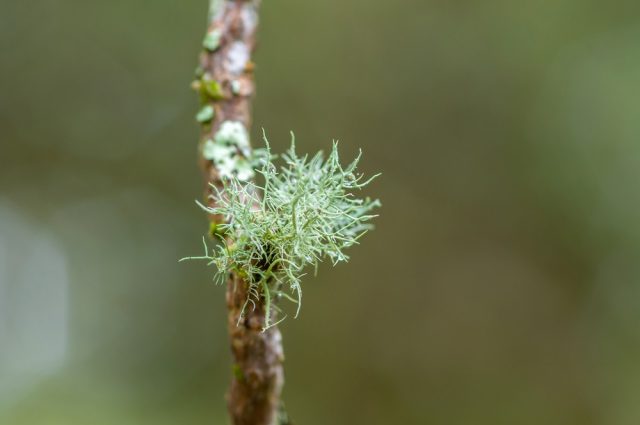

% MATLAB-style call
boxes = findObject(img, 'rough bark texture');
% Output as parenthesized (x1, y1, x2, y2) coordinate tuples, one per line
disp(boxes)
(195, 1, 285, 424)
(226, 274, 285, 425)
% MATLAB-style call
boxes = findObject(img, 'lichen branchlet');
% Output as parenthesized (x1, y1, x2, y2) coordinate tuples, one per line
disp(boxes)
(183, 133, 380, 331)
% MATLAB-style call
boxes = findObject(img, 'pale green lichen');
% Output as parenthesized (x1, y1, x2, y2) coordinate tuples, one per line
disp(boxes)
(231, 80, 241, 95)
(208, 0, 224, 22)
(203, 29, 222, 52)
(184, 133, 380, 330)
(202, 121, 267, 181)
(215, 120, 251, 156)
(196, 105, 215, 123)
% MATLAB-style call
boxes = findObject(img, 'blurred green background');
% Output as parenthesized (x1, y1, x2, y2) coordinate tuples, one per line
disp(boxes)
(1, 0, 640, 424)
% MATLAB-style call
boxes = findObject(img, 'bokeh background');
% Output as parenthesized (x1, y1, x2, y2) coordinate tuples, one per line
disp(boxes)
(1, 0, 640, 424)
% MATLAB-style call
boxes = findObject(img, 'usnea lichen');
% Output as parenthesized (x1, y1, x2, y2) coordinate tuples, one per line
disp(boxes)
(184, 133, 380, 330)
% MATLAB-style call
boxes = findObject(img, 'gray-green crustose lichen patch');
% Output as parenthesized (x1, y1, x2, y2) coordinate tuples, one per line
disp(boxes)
(202, 121, 267, 181)
(184, 134, 380, 330)
(216, 121, 250, 154)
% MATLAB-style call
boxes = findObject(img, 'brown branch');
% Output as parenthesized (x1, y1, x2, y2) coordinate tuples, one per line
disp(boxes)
(194, 1, 285, 424)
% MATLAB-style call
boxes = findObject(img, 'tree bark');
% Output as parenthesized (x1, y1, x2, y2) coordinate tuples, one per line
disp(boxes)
(195, 1, 285, 424)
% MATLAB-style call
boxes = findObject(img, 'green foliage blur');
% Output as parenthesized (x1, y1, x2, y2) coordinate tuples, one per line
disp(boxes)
(1, 1, 639, 424)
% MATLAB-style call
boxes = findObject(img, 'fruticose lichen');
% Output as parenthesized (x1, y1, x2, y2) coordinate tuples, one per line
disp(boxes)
(184, 133, 380, 330)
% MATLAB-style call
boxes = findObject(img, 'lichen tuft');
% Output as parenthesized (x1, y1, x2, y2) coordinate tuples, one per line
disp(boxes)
(184, 132, 380, 330)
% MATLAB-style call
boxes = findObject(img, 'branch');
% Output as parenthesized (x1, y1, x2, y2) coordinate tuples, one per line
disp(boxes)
(194, 1, 285, 424)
